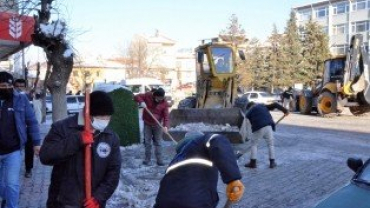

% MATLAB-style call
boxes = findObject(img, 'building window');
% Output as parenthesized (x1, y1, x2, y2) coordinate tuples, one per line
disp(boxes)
(332, 45, 348, 55)
(299, 10, 311, 21)
(298, 26, 305, 40)
(332, 24, 347, 35)
(333, 2, 349, 14)
(315, 7, 328, 18)
(322, 26, 328, 34)
(351, 21, 369, 33)
(352, 0, 367, 10)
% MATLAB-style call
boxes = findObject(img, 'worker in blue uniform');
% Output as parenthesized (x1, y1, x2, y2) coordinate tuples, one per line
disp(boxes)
(154, 132, 244, 208)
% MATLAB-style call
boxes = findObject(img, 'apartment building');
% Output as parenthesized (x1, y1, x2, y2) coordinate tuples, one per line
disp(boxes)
(293, 0, 370, 55)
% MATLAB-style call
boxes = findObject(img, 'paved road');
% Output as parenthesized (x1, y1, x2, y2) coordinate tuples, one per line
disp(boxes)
(17, 111, 370, 208)
(220, 111, 370, 208)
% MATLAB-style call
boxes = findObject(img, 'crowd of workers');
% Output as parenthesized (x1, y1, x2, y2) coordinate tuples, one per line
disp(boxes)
(0, 70, 289, 208)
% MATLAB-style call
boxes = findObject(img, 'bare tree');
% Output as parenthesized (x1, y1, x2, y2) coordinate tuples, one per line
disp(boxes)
(32, 0, 73, 121)
(124, 35, 148, 78)
(119, 34, 169, 80)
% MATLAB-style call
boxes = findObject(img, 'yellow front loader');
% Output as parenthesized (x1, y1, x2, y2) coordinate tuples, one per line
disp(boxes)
(299, 34, 370, 116)
(168, 37, 249, 143)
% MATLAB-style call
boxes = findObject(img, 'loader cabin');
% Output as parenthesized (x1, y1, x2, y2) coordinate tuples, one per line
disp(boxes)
(322, 56, 346, 85)
(196, 38, 245, 78)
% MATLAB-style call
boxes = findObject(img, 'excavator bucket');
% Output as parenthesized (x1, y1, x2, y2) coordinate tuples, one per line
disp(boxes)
(165, 108, 248, 143)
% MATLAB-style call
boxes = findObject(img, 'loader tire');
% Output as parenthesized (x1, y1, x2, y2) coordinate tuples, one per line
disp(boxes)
(234, 97, 249, 112)
(349, 106, 370, 116)
(318, 91, 337, 117)
(178, 97, 196, 109)
(299, 94, 312, 115)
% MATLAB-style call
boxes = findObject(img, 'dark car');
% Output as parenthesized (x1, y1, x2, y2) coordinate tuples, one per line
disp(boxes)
(314, 158, 370, 208)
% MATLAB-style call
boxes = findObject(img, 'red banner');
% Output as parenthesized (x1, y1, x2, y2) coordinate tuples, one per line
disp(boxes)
(0, 12, 34, 43)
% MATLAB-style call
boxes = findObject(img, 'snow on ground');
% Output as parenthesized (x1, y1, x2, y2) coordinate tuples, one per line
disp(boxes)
(170, 122, 239, 132)
(107, 142, 176, 208)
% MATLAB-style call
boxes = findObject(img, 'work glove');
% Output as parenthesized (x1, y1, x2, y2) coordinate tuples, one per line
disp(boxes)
(139, 102, 147, 108)
(84, 197, 100, 208)
(226, 180, 244, 202)
(163, 126, 168, 133)
(81, 131, 93, 145)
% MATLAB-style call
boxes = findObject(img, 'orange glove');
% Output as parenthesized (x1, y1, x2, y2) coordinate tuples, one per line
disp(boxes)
(81, 131, 93, 145)
(226, 180, 244, 202)
(84, 197, 100, 208)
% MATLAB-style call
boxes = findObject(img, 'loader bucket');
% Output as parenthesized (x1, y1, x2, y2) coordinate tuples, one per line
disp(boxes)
(165, 108, 248, 143)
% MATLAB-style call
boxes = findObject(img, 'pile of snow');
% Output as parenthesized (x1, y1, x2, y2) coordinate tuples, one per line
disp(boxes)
(170, 122, 239, 132)
(106, 144, 172, 208)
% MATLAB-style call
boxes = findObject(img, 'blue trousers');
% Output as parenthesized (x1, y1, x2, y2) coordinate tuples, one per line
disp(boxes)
(0, 150, 21, 208)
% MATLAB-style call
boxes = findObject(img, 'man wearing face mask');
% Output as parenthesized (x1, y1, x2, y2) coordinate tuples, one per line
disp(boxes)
(134, 87, 169, 166)
(40, 90, 122, 208)
(0, 72, 41, 208)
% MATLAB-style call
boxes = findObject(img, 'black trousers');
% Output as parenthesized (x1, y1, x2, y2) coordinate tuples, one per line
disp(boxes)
(25, 136, 34, 171)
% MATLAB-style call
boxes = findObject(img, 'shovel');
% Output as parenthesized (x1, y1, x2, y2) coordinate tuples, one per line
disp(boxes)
(144, 107, 178, 144)
(83, 88, 92, 200)
(275, 114, 287, 125)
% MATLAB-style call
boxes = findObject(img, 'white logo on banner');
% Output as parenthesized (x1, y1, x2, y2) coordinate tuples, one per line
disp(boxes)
(9, 16, 22, 39)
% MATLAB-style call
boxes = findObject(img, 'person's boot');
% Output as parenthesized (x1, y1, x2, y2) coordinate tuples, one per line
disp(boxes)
(1, 200, 5, 208)
(245, 159, 257, 168)
(25, 169, 32, 178)
(269, 159, 277, 168)
(157, 160, 165, 166)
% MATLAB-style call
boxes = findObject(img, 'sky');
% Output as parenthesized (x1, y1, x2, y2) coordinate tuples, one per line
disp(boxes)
(30, 0, 321, 60)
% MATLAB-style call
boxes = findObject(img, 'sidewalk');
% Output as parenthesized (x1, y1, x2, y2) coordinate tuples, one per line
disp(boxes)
(19, 122, 51, 208)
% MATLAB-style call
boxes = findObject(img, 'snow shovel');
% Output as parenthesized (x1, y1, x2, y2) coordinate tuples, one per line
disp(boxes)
(83, 89, 92, 200)
(275, 114, 287, 125)
(144, 107, 178, 144)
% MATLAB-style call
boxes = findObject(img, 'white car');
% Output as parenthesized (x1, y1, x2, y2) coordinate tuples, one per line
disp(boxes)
(242, 91, 277, 105)
(45, 95, 85, 115)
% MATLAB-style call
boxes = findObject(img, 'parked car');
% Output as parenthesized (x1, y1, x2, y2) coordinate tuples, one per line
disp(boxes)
(45, 95, 85, 115)
(314, 157, 370, 208)
(242, 91, 277, 105)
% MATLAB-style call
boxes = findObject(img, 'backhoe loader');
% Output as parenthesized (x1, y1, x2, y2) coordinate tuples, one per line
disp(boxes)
(167, 37, 249, 143)
(299, 34, 370, 116)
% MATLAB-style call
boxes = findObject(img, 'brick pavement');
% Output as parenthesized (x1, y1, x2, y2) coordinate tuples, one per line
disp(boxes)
(17, 112, 370, 208)
(19, 123, 51, 208)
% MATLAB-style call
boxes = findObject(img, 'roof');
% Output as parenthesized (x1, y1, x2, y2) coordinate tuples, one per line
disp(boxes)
(73, 58, 125, 69)
(146, 30, 176, 45)
(293, 0, 344, 10)
(125, 78, 163, 85)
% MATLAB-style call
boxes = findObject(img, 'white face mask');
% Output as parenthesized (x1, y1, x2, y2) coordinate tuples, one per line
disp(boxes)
(91, 118, 110, 132)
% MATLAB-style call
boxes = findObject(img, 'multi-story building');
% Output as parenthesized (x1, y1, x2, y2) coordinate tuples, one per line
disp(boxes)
(293, 0, 370, 55)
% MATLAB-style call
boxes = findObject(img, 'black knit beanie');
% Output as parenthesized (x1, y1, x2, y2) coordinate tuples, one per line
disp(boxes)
(0, 71, 14, 84)
(90, 91, 114, 116)
(153, 87, 165, 97)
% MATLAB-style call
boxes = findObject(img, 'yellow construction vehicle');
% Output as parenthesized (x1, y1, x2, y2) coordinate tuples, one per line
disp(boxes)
(299, 34, 370, 116)
(168, 37, 249, 143)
